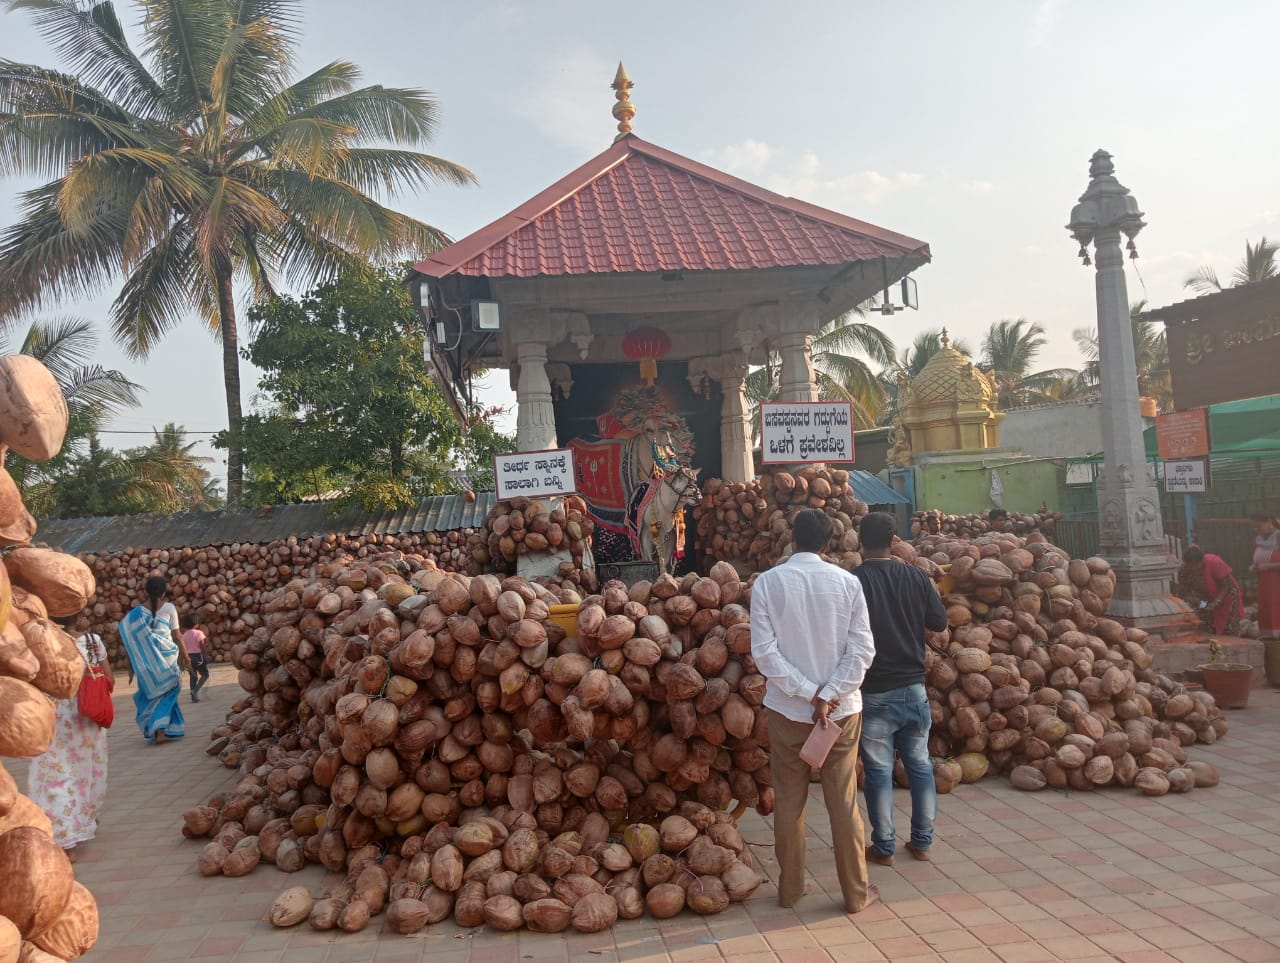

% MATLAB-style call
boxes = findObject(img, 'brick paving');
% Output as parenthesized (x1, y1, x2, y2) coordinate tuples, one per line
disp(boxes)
(8, 667, 1280, 962)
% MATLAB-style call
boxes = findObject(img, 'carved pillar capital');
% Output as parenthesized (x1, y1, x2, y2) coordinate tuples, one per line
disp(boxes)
(553, 310, 593, 360)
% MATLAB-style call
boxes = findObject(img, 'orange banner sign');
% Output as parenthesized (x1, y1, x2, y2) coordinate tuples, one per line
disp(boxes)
(1155, 409, 1210, 460)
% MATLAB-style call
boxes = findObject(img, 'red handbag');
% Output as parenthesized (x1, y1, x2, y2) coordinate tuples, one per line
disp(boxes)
(77, 635, 115, 729)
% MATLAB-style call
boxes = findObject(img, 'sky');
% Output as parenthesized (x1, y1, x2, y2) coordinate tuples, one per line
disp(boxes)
(3, 0, 1278, 485)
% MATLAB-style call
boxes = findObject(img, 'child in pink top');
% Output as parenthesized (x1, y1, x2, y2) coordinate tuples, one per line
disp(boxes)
(181, 613, 210, 702)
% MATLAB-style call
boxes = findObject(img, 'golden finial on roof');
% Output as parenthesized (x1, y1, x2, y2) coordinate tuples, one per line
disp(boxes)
(940, 326, 950, 349)
(611, 62, 635, 143)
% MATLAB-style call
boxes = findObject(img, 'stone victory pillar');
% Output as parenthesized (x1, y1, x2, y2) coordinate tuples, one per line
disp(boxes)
(1067, 150, 1188, 629)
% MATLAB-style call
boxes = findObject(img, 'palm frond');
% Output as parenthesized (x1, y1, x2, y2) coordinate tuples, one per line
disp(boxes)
(60, 363, 143, 414)
(3, 1, 168, 118)
(286, 85, 447, 146)
(111, 223, 207, 358)
(813, 313, 895, 367)
(0, 179, 125, 324)
(233, 60, 360, 140)
(138, 0, 228, 120)
(1183, 265, 1223, 295)
(1234, 236, 1278, 287)
(11, 315, 96, 377)
(334, 148, 475, 198)
(208, 16, 293, 130)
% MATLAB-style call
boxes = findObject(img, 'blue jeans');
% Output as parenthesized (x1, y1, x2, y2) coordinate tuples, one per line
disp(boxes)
(860, 683, 936, 855)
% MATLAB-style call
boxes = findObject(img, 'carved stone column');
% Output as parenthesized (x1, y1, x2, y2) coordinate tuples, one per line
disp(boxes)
(514, 340, 557, 451)
(719, 355, 754, 484)
(776, 332, 817, 402)
(1068, 150, 1191, 633)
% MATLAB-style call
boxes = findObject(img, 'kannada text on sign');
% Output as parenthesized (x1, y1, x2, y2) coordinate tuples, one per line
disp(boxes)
(760, 402, 855, 465)
(493, 449, 577, 500)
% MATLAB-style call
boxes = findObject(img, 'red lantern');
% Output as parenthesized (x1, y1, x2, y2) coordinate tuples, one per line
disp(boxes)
(622, 326, 672, 387)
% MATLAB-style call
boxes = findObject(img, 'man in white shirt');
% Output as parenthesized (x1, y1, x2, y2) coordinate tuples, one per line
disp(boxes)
(750, 508, 880, 914)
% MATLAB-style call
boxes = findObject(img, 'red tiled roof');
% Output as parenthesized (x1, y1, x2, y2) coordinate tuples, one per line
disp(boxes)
(414, 137, 929, 279)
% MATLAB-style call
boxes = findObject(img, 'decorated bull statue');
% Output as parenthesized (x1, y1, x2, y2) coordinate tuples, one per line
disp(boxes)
(568, 388, 699, 573)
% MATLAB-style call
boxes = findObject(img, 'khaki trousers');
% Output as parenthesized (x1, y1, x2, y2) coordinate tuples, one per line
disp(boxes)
(767, 708, 870, 912)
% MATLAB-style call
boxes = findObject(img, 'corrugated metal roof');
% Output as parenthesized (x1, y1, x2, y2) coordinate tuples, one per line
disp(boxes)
(848, 470, 910, 506)
(34, 492, 497, 555)
(414, 137, 930, 280)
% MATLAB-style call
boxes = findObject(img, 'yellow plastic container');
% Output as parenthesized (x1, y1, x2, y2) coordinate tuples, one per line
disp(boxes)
(548, 603, 581, 639)
(936, 564, 957, 596)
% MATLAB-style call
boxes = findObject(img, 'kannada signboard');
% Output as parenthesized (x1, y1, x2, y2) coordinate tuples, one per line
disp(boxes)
(1164, 459, 1208, 494)
(1155, 408, 1210, 460)
(493, 448, 576, 500)
(1154, 277, 1280, 409)
(760, 401, 855, 465)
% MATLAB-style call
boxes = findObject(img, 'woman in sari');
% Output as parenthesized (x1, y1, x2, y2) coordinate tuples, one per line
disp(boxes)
(118, 576, 189, 743)
(27, 614, 110, 860)
(1251, 513, 1280, 640)
(1181, 546, 1244, 636)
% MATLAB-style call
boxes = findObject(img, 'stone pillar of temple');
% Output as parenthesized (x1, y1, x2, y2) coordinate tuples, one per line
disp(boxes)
(508, 313, 574, 578)
(776, 332, 817, 402)
(719, 353, 754, 484)
(1067, 150, 1191, 634)
(511, 313, 565, 452)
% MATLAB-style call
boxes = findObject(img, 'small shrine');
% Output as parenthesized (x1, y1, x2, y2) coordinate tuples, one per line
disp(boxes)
(887, 331, 1059, 516)
(409, 65, 930, 569)
(888, 328, 1004, 465)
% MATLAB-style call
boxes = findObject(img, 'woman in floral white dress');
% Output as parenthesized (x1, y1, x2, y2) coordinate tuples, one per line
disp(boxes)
(27, 617, 110, 859)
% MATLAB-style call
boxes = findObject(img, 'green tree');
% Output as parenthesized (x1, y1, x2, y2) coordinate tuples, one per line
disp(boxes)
(34, 423, 218, 518)
(1184, 237, 1278, 295)
(239, 265, 511, 509)
(2, 316, 142, 513)
(978, 318, 1078, 410)
(1072, 301, 1172, 412)
(745, 309, 896, 433)
(0, 0, 474, 508)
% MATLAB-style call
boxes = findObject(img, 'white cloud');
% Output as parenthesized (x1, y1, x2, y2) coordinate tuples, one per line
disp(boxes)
(1029, 0, 1062, 47)
(700, 142, 923, 207)
(516, 49, 619, 154)
(964, 179, 995, 194)
(701, 139, 778, 176)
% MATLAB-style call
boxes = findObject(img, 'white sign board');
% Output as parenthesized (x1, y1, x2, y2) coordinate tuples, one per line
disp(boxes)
(760, 401, 855, 464)
(1164, 459, 1207, 494)
(493, 448, 576, 500)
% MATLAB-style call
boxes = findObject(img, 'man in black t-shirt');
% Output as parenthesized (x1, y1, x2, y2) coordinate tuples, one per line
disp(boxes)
(853, 513, 948, 865)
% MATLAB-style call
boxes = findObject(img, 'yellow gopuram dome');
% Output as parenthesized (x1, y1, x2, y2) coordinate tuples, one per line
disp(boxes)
(887, 328, 1004, 465)
(910, 329, 996, 405)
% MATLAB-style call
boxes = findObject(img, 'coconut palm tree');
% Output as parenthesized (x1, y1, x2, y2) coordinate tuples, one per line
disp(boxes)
(0, 0, 474, 507)
(1072, 300, 1172, 412)
(746, 309, 896, 434)
(122, 421, 217, 512)
(978, 318, 1079, 410)
(1184, 237, 1279, 295)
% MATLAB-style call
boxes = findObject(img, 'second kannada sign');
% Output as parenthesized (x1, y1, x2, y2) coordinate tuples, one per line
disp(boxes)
(760, 401, 855, 465)
(493, 448, 577, 500)
(1155, 408, 1210, 460)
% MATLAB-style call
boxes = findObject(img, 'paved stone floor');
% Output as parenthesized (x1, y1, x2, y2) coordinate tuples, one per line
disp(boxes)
(9, 666, 1280, 963)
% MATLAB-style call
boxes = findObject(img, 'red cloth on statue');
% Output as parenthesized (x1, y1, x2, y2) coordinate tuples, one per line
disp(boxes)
(1203, 553, 1244, 634)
